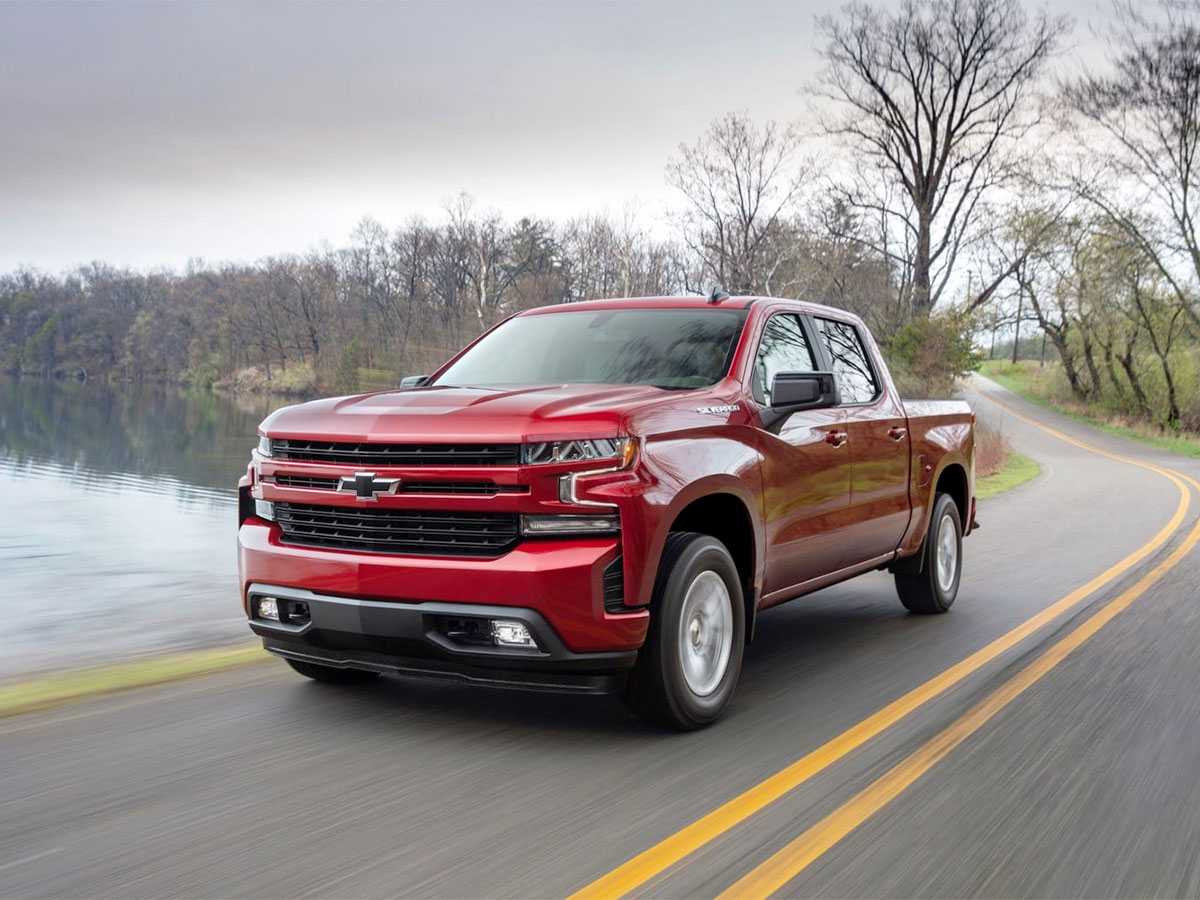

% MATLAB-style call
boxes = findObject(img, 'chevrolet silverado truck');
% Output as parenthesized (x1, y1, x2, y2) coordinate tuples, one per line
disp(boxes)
(238, 295, 975, 729)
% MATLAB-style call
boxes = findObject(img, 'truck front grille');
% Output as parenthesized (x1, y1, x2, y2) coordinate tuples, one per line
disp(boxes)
(272, 440, 520, 467)
(273, 475, 339, 489)
(272, 475, 527, 495)
(274, 502, 519, 557)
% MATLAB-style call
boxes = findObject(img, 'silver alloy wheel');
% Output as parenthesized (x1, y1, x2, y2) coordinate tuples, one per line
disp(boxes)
(935, 511, 959, 594)
(677, 570, 734, 697)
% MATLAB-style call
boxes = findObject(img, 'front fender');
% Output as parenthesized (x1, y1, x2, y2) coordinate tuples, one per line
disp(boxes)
(619, 432, 764, 610)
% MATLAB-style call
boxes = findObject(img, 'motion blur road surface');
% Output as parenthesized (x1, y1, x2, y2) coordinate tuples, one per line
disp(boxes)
(3, 377, 1200, 898)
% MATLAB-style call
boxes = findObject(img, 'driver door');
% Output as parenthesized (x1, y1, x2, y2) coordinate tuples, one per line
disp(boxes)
(752, 312, 853, 598)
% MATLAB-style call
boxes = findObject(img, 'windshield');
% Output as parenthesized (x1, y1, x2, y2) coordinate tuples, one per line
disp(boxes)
(432, 308, 747, 390)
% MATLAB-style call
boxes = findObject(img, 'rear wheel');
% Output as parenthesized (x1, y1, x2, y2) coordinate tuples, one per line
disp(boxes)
(895, 492, 962, 614)
(285, 658, 380, 683)
(623, 532, 745, 730)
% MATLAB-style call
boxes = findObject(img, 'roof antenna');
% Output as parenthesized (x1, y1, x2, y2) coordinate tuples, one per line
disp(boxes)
(707, 287, 730, 304)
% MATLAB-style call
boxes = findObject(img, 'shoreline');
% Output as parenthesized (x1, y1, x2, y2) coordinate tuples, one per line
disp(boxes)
(0, 643, 272, 719)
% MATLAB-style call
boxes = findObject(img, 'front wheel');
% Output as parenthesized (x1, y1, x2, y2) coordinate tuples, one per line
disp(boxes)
(895, 492, 962, 614)
(623, 532, 745, 730)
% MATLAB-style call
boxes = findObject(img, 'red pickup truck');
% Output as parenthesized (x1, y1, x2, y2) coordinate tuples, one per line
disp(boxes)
(238, 295, 974, 728)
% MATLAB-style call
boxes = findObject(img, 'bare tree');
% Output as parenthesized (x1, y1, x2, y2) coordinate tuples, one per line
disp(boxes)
(441, 194, 534, 329)
(1065, 1, 1200, 328)
(666, 112, 809, 294)
(818, 0, 1066, 314)
(791, 196, 901, 334)
(1014, 214, 1097, 398)
(262, 255, 334, 368)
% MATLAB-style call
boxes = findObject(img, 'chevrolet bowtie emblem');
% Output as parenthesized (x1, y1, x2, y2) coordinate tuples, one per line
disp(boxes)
(337, 471, 401, 501)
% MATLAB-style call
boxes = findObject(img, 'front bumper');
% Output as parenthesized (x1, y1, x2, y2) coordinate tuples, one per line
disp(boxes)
(248, 583, 638, 693)
(239, 515, 649, 663)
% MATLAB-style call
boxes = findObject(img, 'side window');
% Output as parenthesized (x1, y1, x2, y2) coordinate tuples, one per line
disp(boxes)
(754, 313, 816, 404)
(815, 317, 880, 404)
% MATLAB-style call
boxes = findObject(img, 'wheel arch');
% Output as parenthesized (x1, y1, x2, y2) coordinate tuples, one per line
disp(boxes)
(659, 485, 762, 644)
(893, 459, 970, 575)
(935, 462, 969, 525)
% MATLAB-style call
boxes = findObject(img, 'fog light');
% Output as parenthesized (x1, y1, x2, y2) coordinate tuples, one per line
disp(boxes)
(492, 619, 536, 647)
(258, 597, 279, 621)
(255, 499, 275, 522)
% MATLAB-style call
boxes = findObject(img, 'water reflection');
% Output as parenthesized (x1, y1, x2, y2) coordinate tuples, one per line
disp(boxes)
(0, 377, 288, 676)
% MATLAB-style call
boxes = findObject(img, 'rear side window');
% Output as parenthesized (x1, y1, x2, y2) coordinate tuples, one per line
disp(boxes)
(814, 318, 880, 404)
(753, 313, 816, 404)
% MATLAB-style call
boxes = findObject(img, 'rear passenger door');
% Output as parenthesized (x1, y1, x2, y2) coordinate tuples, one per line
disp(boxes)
(752, 312, 854, 595)
(811, 315, 912, 567)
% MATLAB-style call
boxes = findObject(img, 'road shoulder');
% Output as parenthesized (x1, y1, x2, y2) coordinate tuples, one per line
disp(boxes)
(0, 643, 269, 719)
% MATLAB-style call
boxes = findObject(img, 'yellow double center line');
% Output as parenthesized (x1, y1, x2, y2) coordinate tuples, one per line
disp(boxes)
(573, 386, 1198, 900)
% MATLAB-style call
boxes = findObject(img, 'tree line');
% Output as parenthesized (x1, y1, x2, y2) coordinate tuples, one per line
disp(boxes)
(0, 207, 686, 394)
(982, 1, 1200, 431)
(0, 174, 906, 397)
(4, 0, 1200, 432)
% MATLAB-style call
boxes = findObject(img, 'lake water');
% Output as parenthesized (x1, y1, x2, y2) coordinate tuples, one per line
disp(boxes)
(0, 378, 287, 677)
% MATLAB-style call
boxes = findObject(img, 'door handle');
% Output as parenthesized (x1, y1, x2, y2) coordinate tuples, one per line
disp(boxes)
(825, 431, 848, 447)
(887, 426, 907, 441)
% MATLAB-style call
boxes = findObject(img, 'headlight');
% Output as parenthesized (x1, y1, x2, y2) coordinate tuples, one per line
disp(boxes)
(521, 514, 620, 536)
(257, 435, 272, 457)
(522, 438, 635, 467)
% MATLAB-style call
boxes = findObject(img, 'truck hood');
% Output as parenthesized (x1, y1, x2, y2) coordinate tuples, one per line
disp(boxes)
(260, 384, 676, 443)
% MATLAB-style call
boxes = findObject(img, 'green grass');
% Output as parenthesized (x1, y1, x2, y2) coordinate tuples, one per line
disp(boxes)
(976, 452, 1039, 499)
(0, 643, 271, 719)
(978, 361, 1200, 460)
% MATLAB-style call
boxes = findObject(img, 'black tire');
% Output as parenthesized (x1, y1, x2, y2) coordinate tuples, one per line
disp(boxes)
(623, 532, 745, 730)
(285, 658, 380, 683)
(895, 492, 962, 614)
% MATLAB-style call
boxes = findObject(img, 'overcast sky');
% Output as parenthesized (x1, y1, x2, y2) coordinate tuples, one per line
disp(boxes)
(1, 0, 1101, 273)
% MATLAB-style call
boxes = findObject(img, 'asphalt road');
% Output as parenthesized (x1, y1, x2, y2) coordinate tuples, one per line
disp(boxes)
(3, 376, 1200, 899)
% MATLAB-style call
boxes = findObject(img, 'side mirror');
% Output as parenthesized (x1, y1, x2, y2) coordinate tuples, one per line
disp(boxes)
(761, 371, 838, 429)
(399, 375, 428, 389)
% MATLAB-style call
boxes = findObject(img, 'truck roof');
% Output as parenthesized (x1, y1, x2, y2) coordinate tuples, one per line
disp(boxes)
(517, 295, 860, 321)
